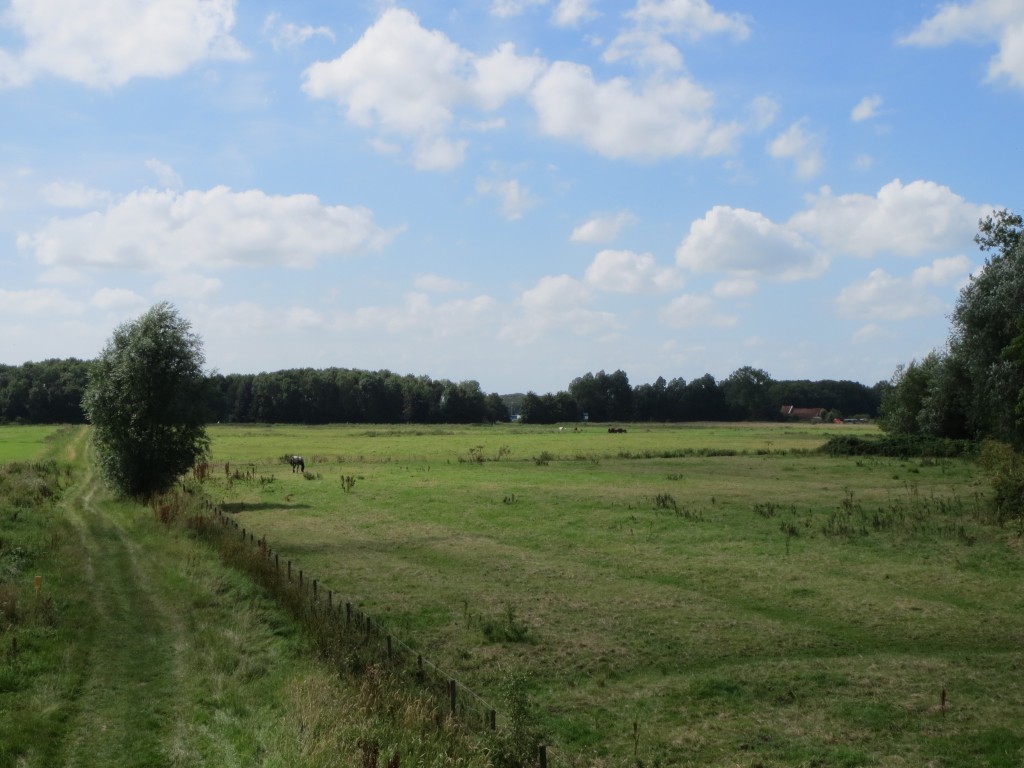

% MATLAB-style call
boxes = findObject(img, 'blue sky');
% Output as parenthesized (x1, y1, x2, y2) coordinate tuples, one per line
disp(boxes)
(1, 0, 1021, 395)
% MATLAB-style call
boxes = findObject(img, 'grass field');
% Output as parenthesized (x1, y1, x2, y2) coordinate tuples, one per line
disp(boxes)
(0, 425, 63, 463)
(200, 422, 1024, 767)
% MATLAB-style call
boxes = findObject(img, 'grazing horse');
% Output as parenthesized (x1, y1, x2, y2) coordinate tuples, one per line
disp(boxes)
(290, 455, 305, 473)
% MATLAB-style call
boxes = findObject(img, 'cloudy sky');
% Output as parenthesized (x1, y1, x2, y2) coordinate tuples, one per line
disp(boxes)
(1, 0, 1021, 394)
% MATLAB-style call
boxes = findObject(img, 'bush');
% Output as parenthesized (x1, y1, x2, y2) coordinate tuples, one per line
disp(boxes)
(819, 434, 975, 459)
(978, 440, 1024, 528)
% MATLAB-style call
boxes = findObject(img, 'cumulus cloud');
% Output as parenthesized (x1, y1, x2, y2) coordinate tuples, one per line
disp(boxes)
(604, 0, 751, 70)
(900, 0, 1024, 90)
(570, 211, 638, 243)
(835, 268, 946, 320)
(912, 255, 972, 286)
(152, 273, 223, 299)
(851, 94, 882, 122)
(659, 293, 738, 328)
(301, 9, 543, 170)
(676, 206, 825, 281)
(552, 0, 599, 27)
(789, 180, 989, 258)
(491, 0, 548, 17)
(263, 13, 335, 50)
(476, 177, 537, 220)
(0, 288, 82, 315)
(712, 278, 757, 298)
(415, 274, 472, 293)
(531, 62, 741, 159)
(0, 0, 247, 89)
(347, 293, 499, 337)
(748, 95, 779, 131)
(768, 120, 824, 179)
(145, 159, 183, 190)
(584, 249, 682, 293)
(18, 186, 396, 273)
(502, 274, 618, 344)
(90, 287, 147, 311)
(40, 181, 113, 208)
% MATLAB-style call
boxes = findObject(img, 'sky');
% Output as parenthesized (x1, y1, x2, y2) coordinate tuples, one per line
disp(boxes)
(1, 0, 1022, 395)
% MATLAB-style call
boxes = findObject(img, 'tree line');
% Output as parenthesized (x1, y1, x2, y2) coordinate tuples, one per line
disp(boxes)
(879, 209, 1024, 450)
(1, 357, 882, 426)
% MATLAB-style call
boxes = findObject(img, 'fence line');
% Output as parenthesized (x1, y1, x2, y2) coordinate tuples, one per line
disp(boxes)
(192, 498, 503, 736)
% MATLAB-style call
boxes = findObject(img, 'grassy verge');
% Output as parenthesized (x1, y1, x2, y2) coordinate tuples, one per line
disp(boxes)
(0, 427, 493, 767)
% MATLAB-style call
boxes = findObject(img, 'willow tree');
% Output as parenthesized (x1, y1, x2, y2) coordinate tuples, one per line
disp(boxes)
(83, 303, 209, 498)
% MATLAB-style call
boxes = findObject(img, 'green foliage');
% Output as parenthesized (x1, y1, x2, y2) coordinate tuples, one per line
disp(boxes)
(490, 670, 544, 768)
(978, 440, 1024, 527)
(83, 303, 210, 498)
(820, 434, 975, 458)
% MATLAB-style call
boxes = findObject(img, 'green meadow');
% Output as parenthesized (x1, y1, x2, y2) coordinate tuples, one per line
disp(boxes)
(0, 425, 63, 463)
(201, 422, 1024, 767)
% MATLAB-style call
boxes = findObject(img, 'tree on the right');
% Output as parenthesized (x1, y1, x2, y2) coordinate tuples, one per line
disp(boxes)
(881, 209, 1024, 448)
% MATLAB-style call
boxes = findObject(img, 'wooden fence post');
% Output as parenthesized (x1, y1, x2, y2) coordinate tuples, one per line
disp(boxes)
(539, 745, 547, 768)
(449, 680, 457, 715)
(287, 560, 292, 582)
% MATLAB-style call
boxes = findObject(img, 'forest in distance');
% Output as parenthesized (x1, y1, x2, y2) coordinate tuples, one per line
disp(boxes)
(0, 358, 882, 426)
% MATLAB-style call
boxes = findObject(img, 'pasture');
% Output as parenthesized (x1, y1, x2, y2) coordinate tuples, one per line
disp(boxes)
(0, 425, 63, 463)
(202, 422, 1023, 767)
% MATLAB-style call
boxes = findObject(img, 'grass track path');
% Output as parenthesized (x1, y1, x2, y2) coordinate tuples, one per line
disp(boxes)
(54, 433, 188, 767)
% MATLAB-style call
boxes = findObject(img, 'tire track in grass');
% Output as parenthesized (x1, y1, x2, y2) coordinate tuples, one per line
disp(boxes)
(56, 441, 188, 768)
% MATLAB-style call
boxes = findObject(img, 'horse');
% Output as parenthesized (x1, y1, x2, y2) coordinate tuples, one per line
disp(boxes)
(290, 455, 305, 473)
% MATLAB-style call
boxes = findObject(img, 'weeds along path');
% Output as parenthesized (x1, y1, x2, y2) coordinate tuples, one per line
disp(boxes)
(55, 432, 189, 768)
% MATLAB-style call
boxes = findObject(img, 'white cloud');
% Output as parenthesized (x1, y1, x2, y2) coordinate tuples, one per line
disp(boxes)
(90, 287, 147, 311)
(851, 94, 882, 122)
(712, 277, 757, 298)
(0, 288, 82, 315)
(570, 211, 637, 243)
(263, 14, 335, 50)
(749, 95, 779, 131)
(604, 0, 751, 70)
(145, 159, 183, 190)
(301, 9, 542, 171)
(552, 0, 598, 27)
(531, 62, 740, 159)
(852, 323, 895, 344)
(414, 136, 467, 172)
(502, 274, 618, 344)
(0, 0, 247, 89)
(152, 273, 223, 299)
(476, 177, 537, 220)
(835, 268, 946, 320)
(911, 255, 972, 286)
(40, 181, 113, 208)
(491, 0, 547, 18)
(659, 293, 738, 328)
(676, 206, 825, 281)
(472, 43, 546, 111)
(768, 120, 824, 179)
(900, 0, 1024, 90)
(584, 249, 682, 294)
(18, 186, 396, 273)
(348, 293, 499, 337)
(415, 274, 471, 293)
(789, 180, 989, 258)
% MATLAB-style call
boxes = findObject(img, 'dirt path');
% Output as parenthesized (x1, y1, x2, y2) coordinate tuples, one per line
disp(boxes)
(51, 433, 189, 768)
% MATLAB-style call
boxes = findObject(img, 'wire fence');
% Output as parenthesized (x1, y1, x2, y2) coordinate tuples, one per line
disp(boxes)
(187, 498, 504, 736)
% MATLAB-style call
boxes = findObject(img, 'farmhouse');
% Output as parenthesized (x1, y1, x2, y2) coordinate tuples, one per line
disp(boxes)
(780, 405, 826, 422)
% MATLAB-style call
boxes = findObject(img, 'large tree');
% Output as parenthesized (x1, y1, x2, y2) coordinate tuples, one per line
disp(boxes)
(879, 209, 1024, 447)
(83, 303, 210, 498)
